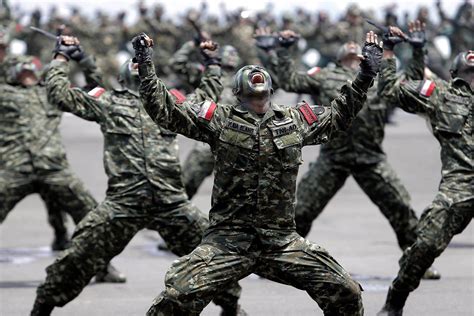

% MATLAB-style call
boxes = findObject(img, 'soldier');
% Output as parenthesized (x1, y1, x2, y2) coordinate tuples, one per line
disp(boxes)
(275, 28, 440, 279)
(377, 26, 473, 316)
(134, 31, 383, 315)
(0, 53, 125, 282)
(172, 39, 241, 198)
(31, 36, 243, 316)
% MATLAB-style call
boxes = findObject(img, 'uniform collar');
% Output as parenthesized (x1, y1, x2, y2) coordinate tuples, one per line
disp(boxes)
(451, 78, 473, 94)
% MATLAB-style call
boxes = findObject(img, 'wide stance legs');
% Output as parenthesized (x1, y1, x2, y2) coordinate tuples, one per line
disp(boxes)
(147, 234, 363, 316)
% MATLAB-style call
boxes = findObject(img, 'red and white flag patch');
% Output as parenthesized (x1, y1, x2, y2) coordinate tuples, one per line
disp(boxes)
(298, 101, 318, 125)
(198, 100, 217, 121)
(88, 87, 106, 98)
(307, 66, 321, 76)
(419, 80, 436, 97)
(170, 89, 187, 104)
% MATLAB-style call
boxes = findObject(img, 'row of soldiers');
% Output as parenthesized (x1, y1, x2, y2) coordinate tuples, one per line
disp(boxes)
(0, 3, 473, 316)
(2, 0, 473, 84)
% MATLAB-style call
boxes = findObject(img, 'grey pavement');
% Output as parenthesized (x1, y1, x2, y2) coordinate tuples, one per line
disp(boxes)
(0, 91, 473, 316)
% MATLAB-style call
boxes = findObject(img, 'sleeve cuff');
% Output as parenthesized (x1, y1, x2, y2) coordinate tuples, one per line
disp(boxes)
(138, 62, 155, 78)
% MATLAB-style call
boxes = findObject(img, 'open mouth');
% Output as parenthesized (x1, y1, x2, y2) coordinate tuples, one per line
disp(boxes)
(250, 73, 265, 84)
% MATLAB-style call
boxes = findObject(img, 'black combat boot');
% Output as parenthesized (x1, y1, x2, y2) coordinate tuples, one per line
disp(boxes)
(220, 304, 248, 316)
(51, 233, 70, 251)
(377, 286, 409, 316)
(95, 264, 127, 283)
(30, 298, 54, 316)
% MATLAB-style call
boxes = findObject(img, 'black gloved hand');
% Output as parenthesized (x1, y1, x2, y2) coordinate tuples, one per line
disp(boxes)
(359, 32, 383, 78)
(53, 36, 83, 61)
(407, 20, 426, 49)
(382, 26, 406, 51)
(278, 31, 299, 48)
(255, 35, 278, 51)
(200, 41, 221, 66)
(131, 32, 154, 64)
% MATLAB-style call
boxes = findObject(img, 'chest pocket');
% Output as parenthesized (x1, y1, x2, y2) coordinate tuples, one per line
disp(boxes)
(217, 120, 256, 170)
(435, 94, 470, 135)
(271, 123, 303, 169)
(106, 105, 139, 135)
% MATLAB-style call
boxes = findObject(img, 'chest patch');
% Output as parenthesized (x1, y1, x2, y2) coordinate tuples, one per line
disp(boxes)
(444, 93, 470, 106)
(226, 119, 257, 135)
(271, 123, 298, 137)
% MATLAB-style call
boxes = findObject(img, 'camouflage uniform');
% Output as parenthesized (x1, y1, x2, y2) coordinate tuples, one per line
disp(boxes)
(0, 57, 97, 245)
(138, 60, 374, 315)
(34, 60, 241, 310)
(277, 48, 419, 249)
(378, 55, 473, 301)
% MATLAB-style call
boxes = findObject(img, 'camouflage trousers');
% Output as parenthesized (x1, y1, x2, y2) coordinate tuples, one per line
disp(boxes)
(35, 198, 241, 309)
(0, 168, 96, 237)
(147, 231, 363, 316)
(182, 142, 214, 199)
(392, 191, 473, 293)
(295, 154, 418, 249)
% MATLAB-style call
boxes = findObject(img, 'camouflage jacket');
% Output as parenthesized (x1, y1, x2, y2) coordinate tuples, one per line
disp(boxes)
(277, 48, 386, 164)
(0, 82, 69, 173)
(139, 61, 371, 245)
(46, 60, 222, 205)
(379, 57, 473, 204)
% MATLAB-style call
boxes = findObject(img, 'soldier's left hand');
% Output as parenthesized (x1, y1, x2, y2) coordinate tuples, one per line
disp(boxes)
(359, 31, 384, 78)
(200, 40, 221, 66)
(407, 20, 426, 49)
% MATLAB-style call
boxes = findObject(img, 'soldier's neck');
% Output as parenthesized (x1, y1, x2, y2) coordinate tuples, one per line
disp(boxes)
(241, 97, 271, 114)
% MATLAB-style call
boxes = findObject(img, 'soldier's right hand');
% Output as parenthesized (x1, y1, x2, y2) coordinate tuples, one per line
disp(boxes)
(359, 31, 383, 78)
(53, 35, 84, 62)
(200, 40, 221, 66)
(131, 32, 154, 64)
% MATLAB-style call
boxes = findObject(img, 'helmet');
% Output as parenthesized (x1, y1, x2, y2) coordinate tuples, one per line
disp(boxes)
(450, 50, 474, 86)
(220, 45, 241, 70)
(118, 59, 140, 92)
(232, 65, 273, 99)
(450, 50, 474, 78)
(10, 56, 42, 85)
(336, 41, 362, 62)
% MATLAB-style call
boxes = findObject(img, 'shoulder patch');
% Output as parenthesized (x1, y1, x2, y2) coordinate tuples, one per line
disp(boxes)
(170, 88, 187, 104)
(88, 87, 106, 98)
(306, 66, 321, 76)
(418, 80, 436, 97)
(198, 100, 217, 121)
(298, 101, 318, 125)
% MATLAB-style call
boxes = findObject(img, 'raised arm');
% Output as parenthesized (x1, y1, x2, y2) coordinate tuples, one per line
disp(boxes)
(276, 30, 324, 94)
(135, 33, 224, 142)
(378, 22, 434, 114)
(46, 36, 105, 122)
(298, 32, 382, 146)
